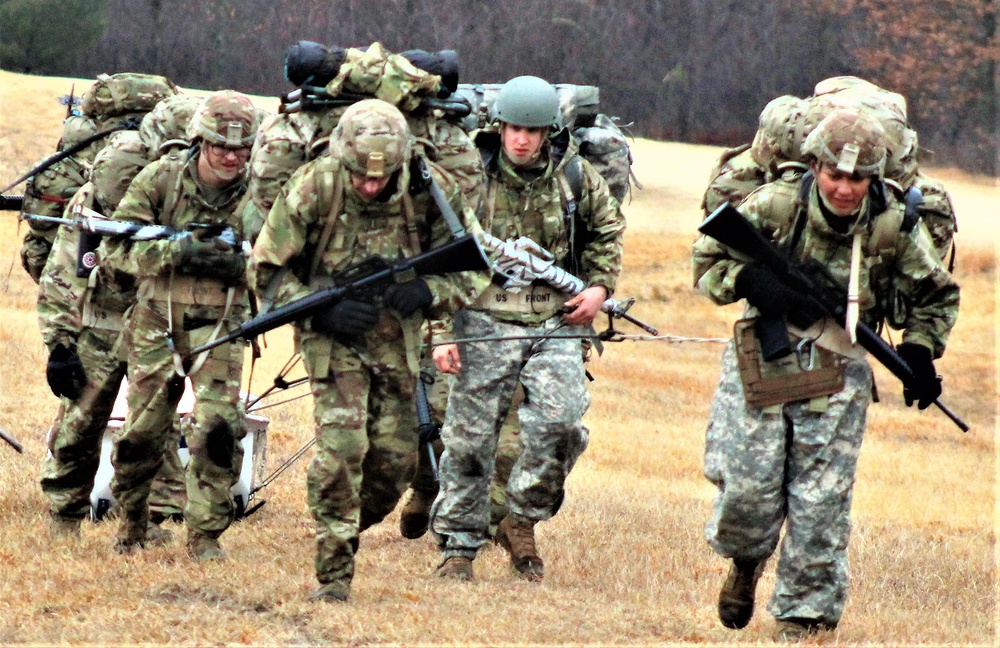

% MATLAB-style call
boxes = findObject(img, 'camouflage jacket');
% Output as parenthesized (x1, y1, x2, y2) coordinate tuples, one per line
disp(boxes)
(248, 153, 489, 371)
(36, 183, 136, 352)
(692, 169, 959, 357)
(100, 148, 250, 321)
(700, 144, 769, 217)
(474, 129, 625, 325)
(911, 173, 957, 267)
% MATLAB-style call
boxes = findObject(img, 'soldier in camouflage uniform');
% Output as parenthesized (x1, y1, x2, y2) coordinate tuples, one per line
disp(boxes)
(100, 91, 261, 560)
(430, 76, 625, 582)
(248, 99, 487, 602)
(38, 123, 192, 541)
(691, 108, 959, 641)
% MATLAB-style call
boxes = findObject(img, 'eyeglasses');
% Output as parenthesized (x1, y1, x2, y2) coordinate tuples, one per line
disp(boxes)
(206, 144, 251, 160)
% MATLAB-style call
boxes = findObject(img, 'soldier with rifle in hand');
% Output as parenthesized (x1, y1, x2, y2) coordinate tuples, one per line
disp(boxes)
(691, 107, 959, 641)
(430, 75, 625, 583)
(247, 98, 488, 603)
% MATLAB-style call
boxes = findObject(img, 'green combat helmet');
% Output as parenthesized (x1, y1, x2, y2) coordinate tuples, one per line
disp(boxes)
(492, 75, 561, 129)
(187, 90, 261, 148)
(140, 94, 202, 155)
(801, 107, 887, 178)
(331, 98, 412, 178)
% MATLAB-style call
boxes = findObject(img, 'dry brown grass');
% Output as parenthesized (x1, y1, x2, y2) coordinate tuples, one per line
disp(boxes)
(0, 70, 995, 646)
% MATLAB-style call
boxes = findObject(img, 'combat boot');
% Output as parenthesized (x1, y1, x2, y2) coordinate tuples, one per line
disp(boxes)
(495, 515, 544, 581)
(113, 517, 148, 555)
(187, 531, 226, 562)
(436, 555, 475, 581)
(49, 515, 82, 540)
(773, 618, 837, 642)
(718, 558, 765, 629)
(309, 580, 351, 603)
(399, 488, 436, 539)
(145, 522, 175, 547)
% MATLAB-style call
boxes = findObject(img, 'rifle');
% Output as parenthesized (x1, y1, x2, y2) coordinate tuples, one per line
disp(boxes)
(698, 203, 968, 432)
(1, 194, 24, 211)
(0, 428, 24, 454)
(1, 117, 140, 195)
(189, 232, 490, 357)
(280, 86, 473, 118)
(415, 372, 442, 481)
(21, 205, 232, 242)
(479, 232, 659, 336)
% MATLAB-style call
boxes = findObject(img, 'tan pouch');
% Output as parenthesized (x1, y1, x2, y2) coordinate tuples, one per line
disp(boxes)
(734, 317, 846, 407)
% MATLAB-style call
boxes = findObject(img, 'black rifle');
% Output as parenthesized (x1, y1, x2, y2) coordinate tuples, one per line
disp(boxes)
(415, 372, 442, 481)
(189, 233, 489, 356)
(281, 86, 473, 118)
(0, 194, 24, 211)
(699, 203, 968, 432)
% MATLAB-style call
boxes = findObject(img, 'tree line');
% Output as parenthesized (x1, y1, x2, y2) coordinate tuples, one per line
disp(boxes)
(2, 0, 997, 175)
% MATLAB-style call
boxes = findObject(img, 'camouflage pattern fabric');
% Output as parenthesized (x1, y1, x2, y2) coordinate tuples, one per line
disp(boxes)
(703, 342, 872, 625)
(430, 310, 590, 558)
(248, 150, 487, 590)
(701, 145, 769, 217)
(101, 149, 251, 542)
(692, 170, 959, 626)
(913, 173, 957, 265)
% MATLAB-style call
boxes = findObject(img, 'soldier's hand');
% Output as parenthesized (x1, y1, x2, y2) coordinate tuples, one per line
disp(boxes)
(384, 277, 433, 318)
(734, 263, 824, 327)
(47, 344, 86, 400)
(311, 299, 380, 337)
(563, 286, 608, 326)
(433, 344, 462, 375)
(897, 342, 942, 409)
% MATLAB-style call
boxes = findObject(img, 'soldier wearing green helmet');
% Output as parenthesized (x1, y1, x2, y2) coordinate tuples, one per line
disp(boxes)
(692, 106, 959, 641)
(99, 89, 265, 561)
(430, 75, 625, 583)
(248, 98, 488, 603)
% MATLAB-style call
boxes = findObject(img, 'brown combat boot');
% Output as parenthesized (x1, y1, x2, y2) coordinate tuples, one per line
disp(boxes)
(436, 555, 475, 581)
(718, 558, 765, 629)
(774, 618, 837, 642)
(495, 515, 544, 581)
(113, 517, 148, 555)
(399, 488, 436, 539)
(187, 531, 226, 561)
(49, 516, 83, 540)
(145, 523, 175, 547)
(309, 580, 351, 602)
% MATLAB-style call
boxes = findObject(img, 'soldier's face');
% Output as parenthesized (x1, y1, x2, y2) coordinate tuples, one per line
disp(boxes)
(815, 163, 871, 216)
(199, 143, 250, 186)
(501, 123, 546, 166)
(349, 172, 392, 200)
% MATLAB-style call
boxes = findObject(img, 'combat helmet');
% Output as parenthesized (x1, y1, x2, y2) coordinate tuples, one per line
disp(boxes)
(332, 98, 412, 178)
(750, 95, 809, 169)
(492, 76, 561, 129)
(140, 94, 201, 155)
(91, 131, 151, 210)
(187, 90, 260, 148)
(802, 107, 887, 177)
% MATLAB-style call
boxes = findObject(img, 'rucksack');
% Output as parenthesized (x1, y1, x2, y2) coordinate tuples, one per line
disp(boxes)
(455, 82, 638, 204)
(81, 72, 179, 120)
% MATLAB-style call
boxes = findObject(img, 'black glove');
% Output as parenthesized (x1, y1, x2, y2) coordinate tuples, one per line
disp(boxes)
(384, 277, 433, 318)
(47, 344, 86, 400)
(171, 230, 246, 286)
(312, 299, 380, 337)
(734, 263, 824, 328)
(897, 342, 942, 410)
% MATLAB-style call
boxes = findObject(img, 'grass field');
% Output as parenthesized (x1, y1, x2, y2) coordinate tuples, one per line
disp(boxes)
(0, 70, 996, 646)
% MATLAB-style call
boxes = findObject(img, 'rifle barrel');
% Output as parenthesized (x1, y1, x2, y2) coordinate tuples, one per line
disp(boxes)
(0, 428, 24, 453)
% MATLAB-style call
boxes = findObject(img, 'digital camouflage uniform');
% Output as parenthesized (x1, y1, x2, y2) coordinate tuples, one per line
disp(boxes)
(692, 161, 959, 627)
(431, 128, 625, 561)
(248, 102, 487, 596)
(101, 136, 253, 552)
(37, 138, 186, 526)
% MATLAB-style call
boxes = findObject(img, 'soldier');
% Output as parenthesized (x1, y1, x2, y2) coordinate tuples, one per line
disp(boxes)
(691, 108, 959, 640)
(430, 76, 625, 582)
(100, 90, 261, 560)
(248, 99, 487, 602)
(38, 122, 191, 540)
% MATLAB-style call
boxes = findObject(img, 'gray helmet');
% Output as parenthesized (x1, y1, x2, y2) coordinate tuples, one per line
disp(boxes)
(332, 98, 412, 178)
(802, 107, 887, 178)
(492, 75, 560, 128)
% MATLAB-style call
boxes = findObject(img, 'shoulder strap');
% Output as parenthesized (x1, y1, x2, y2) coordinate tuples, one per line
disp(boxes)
(308, 160, 345, 284)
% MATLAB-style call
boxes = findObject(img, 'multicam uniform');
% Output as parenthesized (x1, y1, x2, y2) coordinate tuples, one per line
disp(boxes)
(248, 115, 487, 595)
(37, 165, 186, 525)
(691, 167, 959, 626)
(100, 146, 252, 551)
(431, 129, 625, 560)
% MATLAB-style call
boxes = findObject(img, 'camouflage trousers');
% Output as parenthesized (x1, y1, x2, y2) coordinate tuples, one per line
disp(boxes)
(408, 361, 523, 537)
(704, 341, 872, 625)
(40, 325, 186, 521)
(111, 299, 245, 539)
(304, 337, 419, 586)
(431, 310, 590, 559)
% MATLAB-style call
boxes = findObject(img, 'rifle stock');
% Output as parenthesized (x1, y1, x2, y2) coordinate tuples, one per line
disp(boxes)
(699, 203, 968, 432)
(1, 194, 24, 211)
(189, 233, 489, 357)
